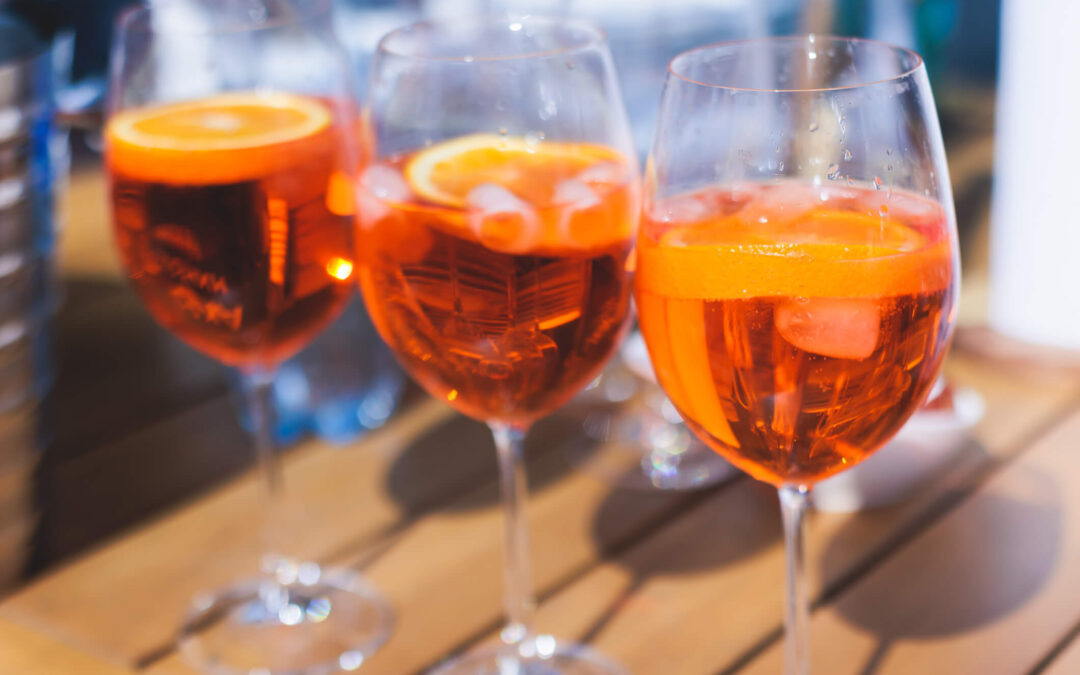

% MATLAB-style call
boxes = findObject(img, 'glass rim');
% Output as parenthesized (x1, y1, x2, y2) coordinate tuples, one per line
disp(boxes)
(668, 35, 925, 94)
(115, 0, 333, 37)
(375, 15, 607, 64)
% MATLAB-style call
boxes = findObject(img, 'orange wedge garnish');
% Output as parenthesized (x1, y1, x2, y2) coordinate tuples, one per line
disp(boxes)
(106, 92, 333, 184)
(392, 134, 635, 255)
(404, 133, 624, 208)
(638, 207, 952, 300)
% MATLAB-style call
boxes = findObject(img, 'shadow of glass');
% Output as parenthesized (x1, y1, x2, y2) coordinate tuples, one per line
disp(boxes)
(383, 408, 588, 516)
(575, 474, 779, 645)
(824, 464, 1061, 674)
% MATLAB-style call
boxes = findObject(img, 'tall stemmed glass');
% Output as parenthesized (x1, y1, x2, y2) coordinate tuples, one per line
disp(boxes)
(637, 37, 959, 674)
(361, 16, 637, 674)
(106, 2, 391, 672)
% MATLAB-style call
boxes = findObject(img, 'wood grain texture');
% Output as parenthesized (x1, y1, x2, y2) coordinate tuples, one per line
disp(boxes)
(0, 617, 132, 674)
(1043, 629, 1080, 675)
(145, 431, 710, 675)
(741, 410, 1080, 675)
(4, 398, 456, 665)
(447, 357, 1080, 675)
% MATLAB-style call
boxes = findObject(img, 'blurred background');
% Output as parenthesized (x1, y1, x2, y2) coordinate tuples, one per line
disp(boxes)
(0, 0, 1009, 587)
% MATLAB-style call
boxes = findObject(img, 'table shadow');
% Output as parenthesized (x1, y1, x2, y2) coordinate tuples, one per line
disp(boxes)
(822, 463, 1062, 675)
(576, 474, 779, 646)
(383, 408, 589, 516)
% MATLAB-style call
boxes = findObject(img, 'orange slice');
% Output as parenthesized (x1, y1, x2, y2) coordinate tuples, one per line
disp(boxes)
(638, 210, 952, 300)
(106, 92, 333, 185)
(404, 133, 623, 208)
(398, 133, 635, 255)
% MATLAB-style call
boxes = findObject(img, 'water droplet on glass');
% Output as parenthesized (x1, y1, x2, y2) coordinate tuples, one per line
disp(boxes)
(778, 160, 785, 171)
(842, 148, 852, 161)
(886, 148, 893, 156)
(524, 130, 544, 148)
(874, 176, 884, 189)
(887, 164, 893, 171)
(827, 164, 840, 179)
(463, 55, 475, 63)
(808, 122, 819, 132)
(847, 177, 855, 186)
(775, 145, 781, 153)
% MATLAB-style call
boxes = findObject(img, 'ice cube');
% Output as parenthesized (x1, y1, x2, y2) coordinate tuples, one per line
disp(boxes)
(775, 297, 881, 360)
(577, 161, 625, 186)
(554, 178, 601, 241)
(653, 192, 709, 225)
(741, 182, 820, 226)
(357, 164, 411, 229)
(360, 164, 411, 201)
(466, 183, 541, 253)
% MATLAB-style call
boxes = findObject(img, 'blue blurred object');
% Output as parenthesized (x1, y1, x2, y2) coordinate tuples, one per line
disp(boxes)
(234, 298, 406, 446)
(0, 12, 61, 407)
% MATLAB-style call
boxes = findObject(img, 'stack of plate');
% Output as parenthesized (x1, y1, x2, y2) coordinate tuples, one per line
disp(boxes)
(0, 14, 61, 591)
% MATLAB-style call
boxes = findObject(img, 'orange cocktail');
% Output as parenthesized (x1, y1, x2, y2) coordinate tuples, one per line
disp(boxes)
(358, 134, 637, 426)
(106, 93, 354, 368)
(636, 182, 956, 486)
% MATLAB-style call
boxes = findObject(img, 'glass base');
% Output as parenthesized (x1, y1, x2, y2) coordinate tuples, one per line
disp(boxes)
(430, 637, 626, 675)
(568, 399, 735, 491)
(177, 567, 393, 675)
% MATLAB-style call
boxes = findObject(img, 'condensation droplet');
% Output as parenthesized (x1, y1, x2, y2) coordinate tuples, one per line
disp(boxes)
(808, 122, 819, 132)
(778, 160, 785, 171)
(886, 148, 893, 156)
(842, 148, 852, 161)
(874, 176, 884, 189)
(887, 164, 893, 171)
(827, 164, 840, 179)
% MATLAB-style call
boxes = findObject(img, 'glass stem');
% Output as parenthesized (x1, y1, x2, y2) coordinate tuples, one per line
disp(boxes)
(240, 370, 292, 584)
(779, 484, 811, 675)
(490, 422, 535, 647)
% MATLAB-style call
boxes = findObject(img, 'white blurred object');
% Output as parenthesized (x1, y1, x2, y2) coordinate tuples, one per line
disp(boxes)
(812, 384, 985, 513)
(989, 0, 1080, 350)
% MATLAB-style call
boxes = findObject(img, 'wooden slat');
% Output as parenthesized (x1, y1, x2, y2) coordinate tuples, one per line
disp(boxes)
(40, 396, 245, 562)
(144, 428, 713, 674)
(59, 169, 122, 280)
(0, 617, 132, 674)
(741, 409, 1080, 675)
(445, 356, 1080, 675)
(1043, 629, 1080, 675)
(4, 398, 462, 665)
(47, 285, 227, 463)
(6, 394, 671, 670)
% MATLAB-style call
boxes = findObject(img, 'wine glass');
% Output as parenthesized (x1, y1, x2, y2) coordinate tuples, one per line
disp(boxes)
(565, 328, 737, 491)
(360, 15, 637, 674)
(637, 37, 959, 674)
(106, 1, 391, 672)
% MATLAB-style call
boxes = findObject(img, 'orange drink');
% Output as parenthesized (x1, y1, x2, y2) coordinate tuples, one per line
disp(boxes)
(105, 93, 354, 368)
(636, 182, 956, 486)
(357, 134, 637, 426)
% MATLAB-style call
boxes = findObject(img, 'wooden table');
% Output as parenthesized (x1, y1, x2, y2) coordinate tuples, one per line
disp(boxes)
(3, 150, 1080, 673)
